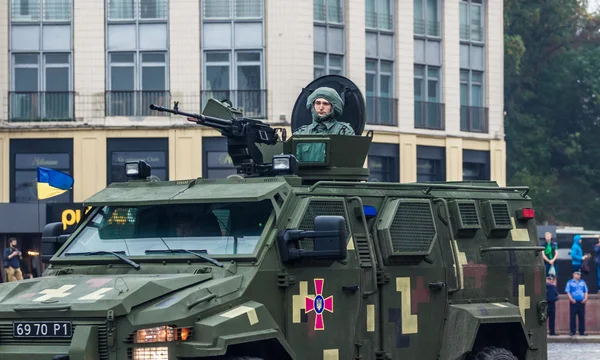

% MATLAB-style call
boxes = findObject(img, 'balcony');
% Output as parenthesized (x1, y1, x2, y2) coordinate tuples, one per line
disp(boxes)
(105, 91, 170, 117)
(9, 92, 74, 122)
(460, 105, 488, 133)
(366, 96, 397, 126)
(11, 0, 72, 22)
(366, 11, 393, 31)
(201, 90, 267, 119)
(414, 18, 441, 37)
(314, 4, 343, 23)
(414, 101, 445, 130)
(460, 24, 484, 42)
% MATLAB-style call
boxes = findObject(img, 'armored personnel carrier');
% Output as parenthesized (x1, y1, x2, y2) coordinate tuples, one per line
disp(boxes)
(0, 76, 547, 360)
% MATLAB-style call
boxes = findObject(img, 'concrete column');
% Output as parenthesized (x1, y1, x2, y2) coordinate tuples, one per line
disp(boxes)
(73, 0, 107, 123)
(443, 0, 461, 135)
(396, 0, 414, 132)
(486, 0, 505, 138)
(490, 139, 506, 186)
(266, 0, 313, 125)
(399, 134, 417, 183)
(445, 137, 463, 181)
(169, 0, 202, 116)
(346, 0, 366, 94)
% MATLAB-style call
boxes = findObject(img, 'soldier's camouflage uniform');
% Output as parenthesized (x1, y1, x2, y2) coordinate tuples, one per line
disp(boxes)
(293, 87, 355, 162)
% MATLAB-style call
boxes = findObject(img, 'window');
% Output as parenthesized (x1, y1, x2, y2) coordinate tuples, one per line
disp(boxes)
(417, 145, 445, 182)
(368, 143, 399, 182)
(314, 0, 344, 78)
(10, 53, 73, 121)
(203, 137, 237, 179)
(459, 0, 486, 132)
(202, 0, 265, 118)
(414, 0, 440, 37)
(59, 200, 274, 256)
(366, 0, 392, 31)
(203, 51, 264, 118)
(9, 0, 73, 122)
(414, 65, 443, 129)
(108, 0, 168, 21)
(414, 0, 442, 130)
(106, 138, 169, 184)
(11, 0, 72, 22)
(365, 0, 395, 126)
(366, 59, 396, 125)
(463, 149, 490, 180)
(106, 0, 169, 117)
(460, 0, 483, 42)
(106, 52, 169, 116)
(10, 139, 73, 203)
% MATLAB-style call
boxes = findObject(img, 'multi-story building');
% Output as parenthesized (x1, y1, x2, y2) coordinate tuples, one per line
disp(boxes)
(0, 0, 505, 277)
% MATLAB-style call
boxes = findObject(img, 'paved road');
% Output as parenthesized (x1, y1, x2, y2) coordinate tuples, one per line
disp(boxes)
(548, 343, 600, 359)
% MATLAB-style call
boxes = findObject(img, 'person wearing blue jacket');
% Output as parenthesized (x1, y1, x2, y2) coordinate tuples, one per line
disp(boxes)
(546, 275, 559, 335)
(571, 235, 590, 272)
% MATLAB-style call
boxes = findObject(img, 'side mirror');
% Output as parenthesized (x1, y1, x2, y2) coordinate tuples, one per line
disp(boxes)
(41, 222, 71, 263)
(277, 215, 347, 262)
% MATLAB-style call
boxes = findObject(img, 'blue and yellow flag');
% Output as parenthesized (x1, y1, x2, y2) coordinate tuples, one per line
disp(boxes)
(37, 167, 74, 200)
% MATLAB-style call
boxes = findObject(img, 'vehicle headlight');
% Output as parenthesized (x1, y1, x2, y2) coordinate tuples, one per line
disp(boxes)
(133, 326, 192, 344)
(271, 155, 298, 174)
(132, 347, 168, 360)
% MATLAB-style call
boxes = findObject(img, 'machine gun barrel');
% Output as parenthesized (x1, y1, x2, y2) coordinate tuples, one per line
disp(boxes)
(149, 103, 233, 131)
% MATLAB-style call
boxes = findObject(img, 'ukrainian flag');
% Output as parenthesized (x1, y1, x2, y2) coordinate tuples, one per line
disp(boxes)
(37, 167, 74, 200)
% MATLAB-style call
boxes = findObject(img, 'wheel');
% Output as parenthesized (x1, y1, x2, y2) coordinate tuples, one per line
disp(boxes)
(224, 358, 264, 360)
(472, 347, 518, 360)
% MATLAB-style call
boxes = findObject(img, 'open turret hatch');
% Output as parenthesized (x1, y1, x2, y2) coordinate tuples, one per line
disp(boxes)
(282, 75, 372, 182)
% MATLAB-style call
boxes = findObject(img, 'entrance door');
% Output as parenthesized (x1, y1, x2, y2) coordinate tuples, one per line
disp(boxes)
(284, 197, 362, 360)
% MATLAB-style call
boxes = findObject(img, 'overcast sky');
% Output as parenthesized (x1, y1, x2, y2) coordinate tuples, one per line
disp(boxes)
(589, 0, 600, 12)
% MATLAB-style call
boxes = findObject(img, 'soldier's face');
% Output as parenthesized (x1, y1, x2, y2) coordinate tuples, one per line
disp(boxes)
(313, 98, 332, 117)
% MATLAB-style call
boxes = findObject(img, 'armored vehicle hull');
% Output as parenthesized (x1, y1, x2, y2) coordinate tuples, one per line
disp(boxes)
(0, 177, 546, 360)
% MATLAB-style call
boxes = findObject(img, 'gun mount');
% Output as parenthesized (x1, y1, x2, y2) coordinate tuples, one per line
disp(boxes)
(150, 100, 288, 177)
(150, 75, 372, 183)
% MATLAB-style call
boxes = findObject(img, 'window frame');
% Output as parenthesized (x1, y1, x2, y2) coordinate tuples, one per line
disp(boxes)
(106, 137, 169, 185)
(413, 0, 441, 38)
(459, 0, 485, 43)
(10, 138, 74, 203)
(313, 0, 345, 78)
(10, 0, 73, 23)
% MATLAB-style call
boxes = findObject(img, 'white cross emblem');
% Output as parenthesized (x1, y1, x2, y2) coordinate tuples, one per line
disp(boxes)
(33, 285, 76, 302)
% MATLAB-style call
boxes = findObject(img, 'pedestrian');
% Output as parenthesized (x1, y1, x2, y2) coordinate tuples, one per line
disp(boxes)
(542, 231, 558, 276)
(570, 235, 589, 272)
(546, 275, 558, 336)
(594, 237, 600, 294)
(565, 270, 588, 336)
(3, 237, 23, 282)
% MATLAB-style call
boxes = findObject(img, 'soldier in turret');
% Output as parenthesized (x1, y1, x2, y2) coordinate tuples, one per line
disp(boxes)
(293, 87, 355, 162)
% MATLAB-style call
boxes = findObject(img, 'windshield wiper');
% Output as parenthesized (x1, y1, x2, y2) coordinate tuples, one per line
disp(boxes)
(65, 251, 141, 270)
(145, 249, 224, 267)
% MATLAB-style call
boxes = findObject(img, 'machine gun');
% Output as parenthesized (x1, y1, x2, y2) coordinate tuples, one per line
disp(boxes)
(149, 100, 288, 177)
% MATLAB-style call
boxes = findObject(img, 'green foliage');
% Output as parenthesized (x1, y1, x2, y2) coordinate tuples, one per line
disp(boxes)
(505, 0, 600, 227)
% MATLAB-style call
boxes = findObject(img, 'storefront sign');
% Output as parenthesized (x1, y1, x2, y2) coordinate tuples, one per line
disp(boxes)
(46, 203, 93, 232)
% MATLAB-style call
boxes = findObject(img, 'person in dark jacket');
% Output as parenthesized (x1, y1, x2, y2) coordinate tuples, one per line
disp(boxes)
(546, 275, 559, 335)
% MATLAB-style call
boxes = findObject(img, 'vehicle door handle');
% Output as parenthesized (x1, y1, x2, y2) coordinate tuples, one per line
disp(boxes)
(342, 285, 360, 293)
(429, 282, 445, 291)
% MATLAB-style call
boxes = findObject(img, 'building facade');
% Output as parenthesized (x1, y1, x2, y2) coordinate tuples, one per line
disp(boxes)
(0, 0, 505, 277)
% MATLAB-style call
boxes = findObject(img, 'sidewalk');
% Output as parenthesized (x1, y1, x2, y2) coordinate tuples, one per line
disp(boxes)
(548, 335, 600, 343)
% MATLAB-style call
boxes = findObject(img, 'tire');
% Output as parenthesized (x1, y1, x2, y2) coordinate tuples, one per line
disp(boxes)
(224, 357, 264, 360)
(472, 347, 518, 360)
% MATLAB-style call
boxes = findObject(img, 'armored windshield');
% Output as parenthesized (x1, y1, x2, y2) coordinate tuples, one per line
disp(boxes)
(60, 200, 274, 257)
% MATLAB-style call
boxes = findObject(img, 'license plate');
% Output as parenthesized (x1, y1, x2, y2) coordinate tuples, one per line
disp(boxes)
(13, 321, 72, 338)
